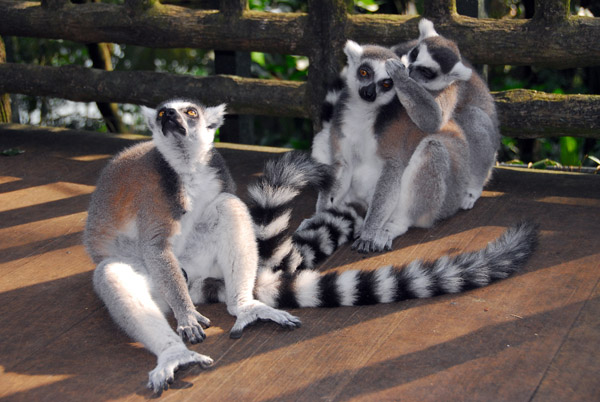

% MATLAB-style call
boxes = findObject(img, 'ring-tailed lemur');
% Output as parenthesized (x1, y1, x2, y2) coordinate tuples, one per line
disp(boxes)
(308, 19, 498, 253)
(85, 98, 336, 394)
(395, 19, 500, 210)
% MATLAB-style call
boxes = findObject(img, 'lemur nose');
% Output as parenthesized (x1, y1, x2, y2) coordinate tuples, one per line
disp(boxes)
(165, 108, 176, 117)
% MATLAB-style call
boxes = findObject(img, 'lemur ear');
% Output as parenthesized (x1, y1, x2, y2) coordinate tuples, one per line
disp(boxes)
(418, 19, 439, 41)
(204, 104, 227, 130)
(344, 40, 363, 64)
(141, 105, 159, 132)
(449, 61, 472, 81)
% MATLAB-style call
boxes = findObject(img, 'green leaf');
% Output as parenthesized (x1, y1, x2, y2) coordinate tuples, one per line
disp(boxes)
(559, 136, 581, 166)
(1, 148, 25, 156)
(251, 52, 266, 67)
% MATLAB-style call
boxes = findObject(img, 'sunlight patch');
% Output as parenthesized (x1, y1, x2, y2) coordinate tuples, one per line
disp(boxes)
(0, 182, 95, 212)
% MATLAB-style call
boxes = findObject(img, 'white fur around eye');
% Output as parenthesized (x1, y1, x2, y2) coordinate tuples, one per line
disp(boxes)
(414, 44, 439, 71)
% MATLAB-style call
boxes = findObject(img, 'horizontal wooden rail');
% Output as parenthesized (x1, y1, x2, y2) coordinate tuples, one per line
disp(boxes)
(495, 90, 600, 139)
(1, 1, 600, 68)
(1, 63, 598, 138)
(348, 15, 600, 69)
(0, 63, 307, 117)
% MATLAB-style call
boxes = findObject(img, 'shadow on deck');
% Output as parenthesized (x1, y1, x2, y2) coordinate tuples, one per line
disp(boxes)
(1, 124, 599, 401)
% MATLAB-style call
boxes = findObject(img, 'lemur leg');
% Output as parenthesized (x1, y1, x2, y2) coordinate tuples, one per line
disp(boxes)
(455, 107, 498, 210)
(93, 259, 213, 394)
(352, 161, 406, 253)
(385, 136, 451, 238)
(210, 194, 301, 338)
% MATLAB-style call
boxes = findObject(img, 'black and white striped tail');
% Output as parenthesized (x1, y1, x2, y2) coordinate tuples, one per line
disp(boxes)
(254, 221, 539, 309)
(247, 151, 335, 272)
(292, 204, 363, 270)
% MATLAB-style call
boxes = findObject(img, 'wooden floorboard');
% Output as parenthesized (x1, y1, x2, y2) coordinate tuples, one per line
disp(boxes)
(1, 124, 599, 401)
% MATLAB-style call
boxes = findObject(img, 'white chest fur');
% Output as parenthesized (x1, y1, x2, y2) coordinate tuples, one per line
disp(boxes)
(171, 165, 222, 257)
(339, 101, 384, 204)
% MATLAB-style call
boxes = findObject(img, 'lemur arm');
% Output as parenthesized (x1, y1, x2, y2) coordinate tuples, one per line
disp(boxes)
(352, 160, 405, 253)
(140, 220, 211, 343)
(385, 59, 443, 134)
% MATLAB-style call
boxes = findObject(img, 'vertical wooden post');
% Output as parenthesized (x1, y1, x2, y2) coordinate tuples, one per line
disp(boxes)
(534, 0, 570, 22)
(215, 0, 254, 144)
(87, 43, 125, 133)
(423, 0, 456, 19)
(0, 37, 10, 124)
(306, 0, 349, 133)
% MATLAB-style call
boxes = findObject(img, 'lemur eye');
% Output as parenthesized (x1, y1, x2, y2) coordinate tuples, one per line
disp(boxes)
(157, 110, 165, 118)
(381, 79, 393, 89)
(186, 108, 198, 117)
(359, 69, 368, 77)
(417, 66, 437, 80)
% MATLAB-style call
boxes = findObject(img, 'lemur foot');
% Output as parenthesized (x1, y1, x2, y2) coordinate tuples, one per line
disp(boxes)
(352, 228, 393, 253)
(148, 345, 213, 395)
(385, 58, 409, 82)
(229, 301, 301, 339)
(461, 187, 482, 210)
(176, 310, 211, 344)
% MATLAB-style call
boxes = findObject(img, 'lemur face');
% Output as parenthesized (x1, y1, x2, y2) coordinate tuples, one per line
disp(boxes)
(405, 19, 472, 92)
(156, 100, 201, 137)
(142, 98, 226, 145)
(344, 41, 399, 106)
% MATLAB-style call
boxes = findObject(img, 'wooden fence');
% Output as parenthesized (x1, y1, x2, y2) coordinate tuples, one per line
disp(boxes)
(0, 0, 599, 140)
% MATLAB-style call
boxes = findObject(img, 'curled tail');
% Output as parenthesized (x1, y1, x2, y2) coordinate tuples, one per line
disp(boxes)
(292, 204, 363, 270)
(247, 151, 336, 272)
(254, 221, 538, 308)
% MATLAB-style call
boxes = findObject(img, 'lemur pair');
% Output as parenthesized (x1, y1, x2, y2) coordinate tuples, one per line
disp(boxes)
(85, 20, 536, 395)
(309, 19, 500, 253)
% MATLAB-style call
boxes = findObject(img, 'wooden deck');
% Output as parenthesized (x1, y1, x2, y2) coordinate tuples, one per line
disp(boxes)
(1, 124, 599, 401)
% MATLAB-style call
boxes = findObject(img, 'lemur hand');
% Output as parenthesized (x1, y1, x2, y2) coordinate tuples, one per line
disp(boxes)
(176, 310, 211, 344)
(352, 228, 393, 253)
(385, 58, 409, 83)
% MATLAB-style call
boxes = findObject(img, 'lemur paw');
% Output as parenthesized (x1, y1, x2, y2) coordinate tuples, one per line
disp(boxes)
(385, 58, 409, 82)
(351, 228, 393, 253)
(176, 311, 211, 344)
(148, 346, 213, 395)
(461, 187, 482, 210)
(229, 301, 301, 339)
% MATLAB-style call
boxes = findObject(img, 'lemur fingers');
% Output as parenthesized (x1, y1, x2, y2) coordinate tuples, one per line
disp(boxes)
(385, 58, 409, 82)
(176, 311, 211, 344)
(352, 231, 392, 254)
(229, 301, 301, 339)
(148, 345, 213, 395)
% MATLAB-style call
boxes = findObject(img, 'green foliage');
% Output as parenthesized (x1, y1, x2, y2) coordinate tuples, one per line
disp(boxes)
(251, 52, 308, 81)
(249, 0, 307, 12)
(559, 137, 583, 166)
(1, 148, 25, 156)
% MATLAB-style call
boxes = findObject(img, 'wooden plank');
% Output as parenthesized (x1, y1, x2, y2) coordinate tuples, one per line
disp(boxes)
(531, 280, 600, 401)
(0, 126, 599, 401)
